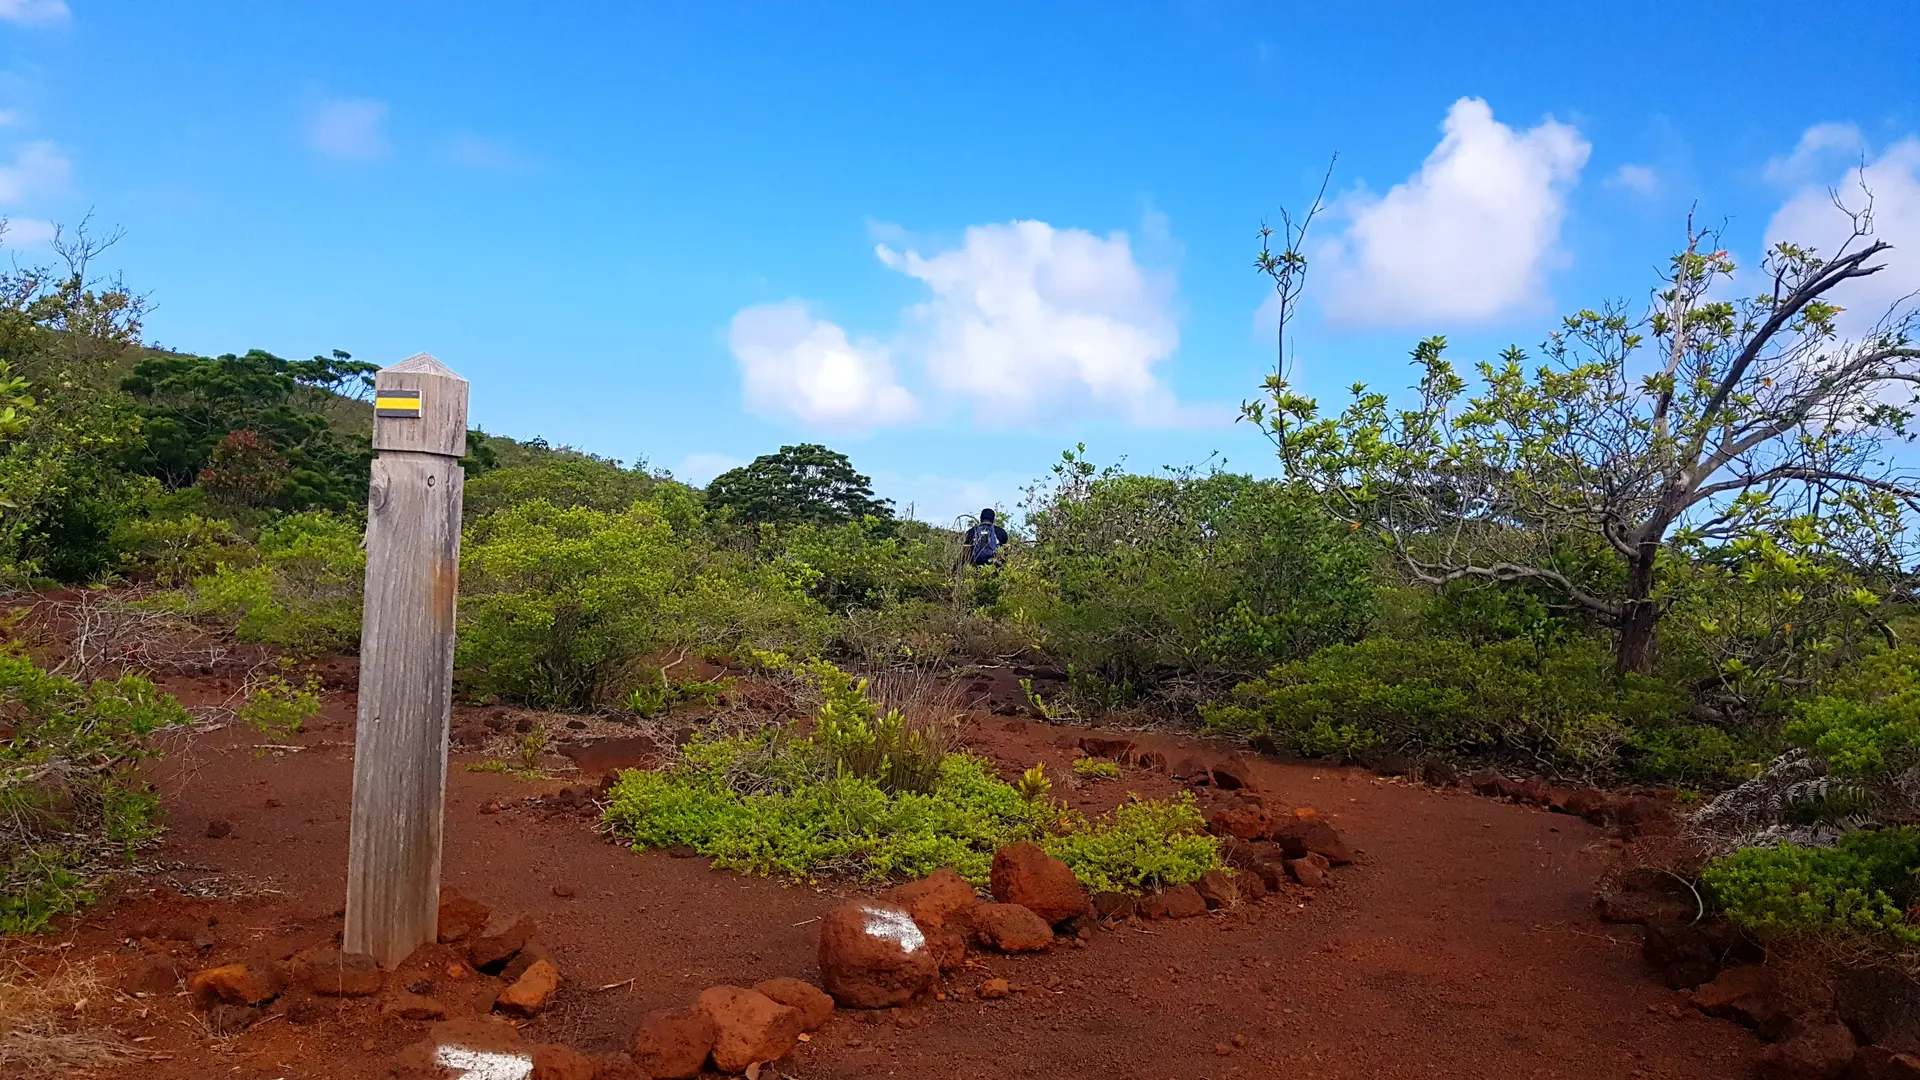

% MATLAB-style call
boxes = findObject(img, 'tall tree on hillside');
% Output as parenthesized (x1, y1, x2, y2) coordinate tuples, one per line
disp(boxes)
(121, 348, 375, 508)
(1245, 201, 1920, 674)
(706, 444, 894, 527)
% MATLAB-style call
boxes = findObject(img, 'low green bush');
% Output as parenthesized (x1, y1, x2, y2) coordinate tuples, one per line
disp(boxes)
(607, 745, 1048, 883)
(1072, 757, 1121, 780)
(1201, 634, 1689, 772)
(237, 670, 322, 739)
(0, 654, 192, 933)
(776, 517, 951, 614)
(114, 508, 249, 587)
(1784, 646, 1920, 781)
(458, 497, 826, 709)
(1618, 723, 1747, 785)
(168, 510, 364, 654)
(1042, 797, 1218, 894)
(805, 659, 953, 796)
(1703, 828, 1920, 944)
(622, 674, 729, 718)
(603, 662, 1219, 890)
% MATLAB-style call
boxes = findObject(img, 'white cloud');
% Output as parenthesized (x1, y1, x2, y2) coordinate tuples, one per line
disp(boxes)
(728, 301, 918, 429)
(1764, 122, 1866, 185)
(0, 140, 70, 202)
(1765, 137, 1920, 337)
(1, 217, 56, 246)
(309, 98, 389, 160)
(675, 452, 745, 485)
(1315, 97, 1591, 326)
(877, 220, 1195, 424)
(0, 0, 68, 25)
(0, 110, 19, 128)
(1607, 164, 1659, 194)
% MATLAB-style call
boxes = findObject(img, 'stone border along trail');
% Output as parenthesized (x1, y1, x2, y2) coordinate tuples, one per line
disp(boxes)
(55, 683, 1765, 1080)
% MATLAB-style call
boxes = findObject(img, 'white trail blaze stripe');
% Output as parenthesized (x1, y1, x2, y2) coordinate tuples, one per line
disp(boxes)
(434, 1045, 532, 1080)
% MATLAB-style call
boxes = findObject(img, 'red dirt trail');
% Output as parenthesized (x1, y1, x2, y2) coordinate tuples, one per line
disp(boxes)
(36, 684, 1763, 1080)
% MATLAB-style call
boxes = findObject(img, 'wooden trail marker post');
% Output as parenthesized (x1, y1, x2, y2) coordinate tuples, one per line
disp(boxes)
(345, 353, 468, 968)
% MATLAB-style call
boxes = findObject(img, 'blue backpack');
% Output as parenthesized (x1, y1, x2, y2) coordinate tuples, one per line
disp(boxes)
(970, 521, 1002, 565)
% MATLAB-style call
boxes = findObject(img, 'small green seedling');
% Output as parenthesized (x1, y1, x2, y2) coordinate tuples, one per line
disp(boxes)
(1019, 678, 1057, 721)
(1072, 757, 1121, 780)
(1017, 763, 1052, 802)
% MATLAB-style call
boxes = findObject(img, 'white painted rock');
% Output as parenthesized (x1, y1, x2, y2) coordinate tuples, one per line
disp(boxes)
(816, 901, 938, 1008)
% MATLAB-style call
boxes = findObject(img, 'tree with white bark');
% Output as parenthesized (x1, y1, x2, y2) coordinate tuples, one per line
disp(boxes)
(1246, 195, 1920, 675)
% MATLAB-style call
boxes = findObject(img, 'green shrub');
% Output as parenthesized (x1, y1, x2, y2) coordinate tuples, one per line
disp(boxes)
(776, 517, 951, 614)
(463, 454, 659, 519)
(237, 671, 322, 739)
(0, 345, 153, 585)
(1012, 451, 1375, 692)
(825, 596, 1038, 670)
(458, 497, 825, 709)
(1619, 723, 1746, 784)
(0, 654, 191, 933)
(1784, 646, 1920, 781)
(806, 660, 953, 796)
(1660, 524, 1894, 704)
(172, 510, 365, 654)
(1042, 796, 1219, 894)
(1016, 762, 1052, 801)
(1703, 828, 1920, 944)
(115, 510, 248, 587)
(605, 742, 1057, 883)
(1202, 634, 1687, 771)
(622, 675, 729, 718)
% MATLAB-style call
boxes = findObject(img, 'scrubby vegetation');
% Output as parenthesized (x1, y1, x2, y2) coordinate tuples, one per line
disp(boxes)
(1201, 634, 1707, 775)
(163, 510, 365, 655)
(1704, 827, 1920, 946)
(6, 200, 1920, 967)
(457, 498, 823, 709)
(1072, 757, 1121, 780)
(1003, 450, 1376, 704)
(0, 655, 190, 933)
(604, 662, 1219, 890)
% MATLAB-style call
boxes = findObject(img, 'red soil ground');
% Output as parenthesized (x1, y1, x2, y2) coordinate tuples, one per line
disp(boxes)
(16, 661, 1767, 1079)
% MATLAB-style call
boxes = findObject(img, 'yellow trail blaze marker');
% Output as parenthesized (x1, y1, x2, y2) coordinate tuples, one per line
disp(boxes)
(375, 389, 422, 417)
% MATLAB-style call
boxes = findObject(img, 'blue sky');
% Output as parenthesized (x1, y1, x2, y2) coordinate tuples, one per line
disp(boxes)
(1, 1, 1917, 523)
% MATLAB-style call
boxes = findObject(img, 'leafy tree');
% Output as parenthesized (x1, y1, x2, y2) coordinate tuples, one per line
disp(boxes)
(0, 222, 154, 581)
(706, 444, 893, 528)
(1247, 207, 1920, 673)
(121, 348, 375, 509)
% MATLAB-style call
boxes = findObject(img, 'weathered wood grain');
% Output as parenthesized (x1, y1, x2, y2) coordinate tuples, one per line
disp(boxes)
(345, 355, 468, 968)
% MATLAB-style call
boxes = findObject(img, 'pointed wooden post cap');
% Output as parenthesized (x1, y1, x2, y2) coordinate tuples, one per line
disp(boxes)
(372, 353, 469, 457)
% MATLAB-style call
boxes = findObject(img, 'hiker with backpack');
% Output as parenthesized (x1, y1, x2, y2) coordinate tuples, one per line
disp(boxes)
(964, 508, 1008, 567)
